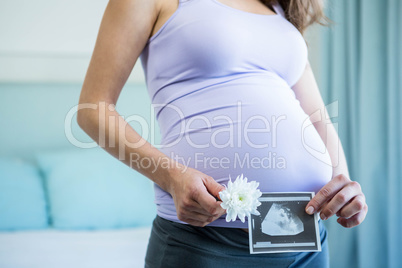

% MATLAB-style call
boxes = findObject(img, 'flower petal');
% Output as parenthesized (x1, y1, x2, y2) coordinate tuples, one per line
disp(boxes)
(227, 208, 237, 222)
(218, 174, 262, 223)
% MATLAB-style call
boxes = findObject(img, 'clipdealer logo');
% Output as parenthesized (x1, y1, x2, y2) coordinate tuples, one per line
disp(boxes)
(64, 100, 338, 168)
(128, 151, 286, 173)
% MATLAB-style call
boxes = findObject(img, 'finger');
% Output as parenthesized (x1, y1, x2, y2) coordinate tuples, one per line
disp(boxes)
(316, 199, 331, 215)
(337, 204, 368, 228)
(312, 199, 330, 221)
(196, 193, 226, 217)
(305, 174, 350, 215)
(203, 176, 226, 200)
(183, 218, 208, 227)
(184, 199, 222, 217)
(319, 182, 362, 220)
(196, 177, 226, 216)
(180, 210, 216, 224)
(180, 210, 223, 227)
(336, 194, 366, 218)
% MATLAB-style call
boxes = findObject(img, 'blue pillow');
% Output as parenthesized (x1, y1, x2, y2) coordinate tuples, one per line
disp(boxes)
(34, 147, 157, 229)
(0, 158, 48, 231)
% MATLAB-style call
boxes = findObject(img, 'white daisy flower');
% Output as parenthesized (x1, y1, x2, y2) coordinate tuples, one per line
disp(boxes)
(219, 173, 262, 223)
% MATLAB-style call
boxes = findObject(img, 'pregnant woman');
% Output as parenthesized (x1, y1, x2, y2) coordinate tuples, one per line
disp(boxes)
(77, 0, 368, 267)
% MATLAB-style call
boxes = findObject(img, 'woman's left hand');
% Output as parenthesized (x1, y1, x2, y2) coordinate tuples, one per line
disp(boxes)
(305, 174, 368, 228)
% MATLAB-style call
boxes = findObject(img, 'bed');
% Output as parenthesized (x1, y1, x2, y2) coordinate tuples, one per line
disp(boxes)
(0, 226, 152, 268)
(0, 147, 157, 268)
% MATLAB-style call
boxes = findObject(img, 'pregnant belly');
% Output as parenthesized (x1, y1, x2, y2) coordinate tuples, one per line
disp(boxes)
(155, 74, 333, 196)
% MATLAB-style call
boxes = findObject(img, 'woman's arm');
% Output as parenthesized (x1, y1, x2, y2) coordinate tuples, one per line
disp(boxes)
(77, 0, 225, 227)
(292, 61, 349, 179)
(291, 60, 368, 228)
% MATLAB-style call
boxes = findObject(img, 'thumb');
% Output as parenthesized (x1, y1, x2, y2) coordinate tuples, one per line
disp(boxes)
(203, 176, 225, 201)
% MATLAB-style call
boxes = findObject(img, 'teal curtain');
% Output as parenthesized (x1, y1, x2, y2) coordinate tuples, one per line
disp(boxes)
(318, 0, 401, 267)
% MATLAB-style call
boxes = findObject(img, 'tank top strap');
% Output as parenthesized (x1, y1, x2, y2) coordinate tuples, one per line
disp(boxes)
(177, 0, 196, 8)
(272, 1, 286, 18)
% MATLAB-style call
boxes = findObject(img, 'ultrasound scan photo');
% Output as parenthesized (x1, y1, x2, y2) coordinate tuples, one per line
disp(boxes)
(248, 192, 321, 254)
(261, 202, 304, 236)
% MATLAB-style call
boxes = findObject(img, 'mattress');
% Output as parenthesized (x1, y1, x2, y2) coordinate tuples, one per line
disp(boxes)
(0, 227, 152, 268)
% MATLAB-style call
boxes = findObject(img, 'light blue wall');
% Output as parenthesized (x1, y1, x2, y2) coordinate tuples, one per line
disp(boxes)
(0, 83, 161, 162)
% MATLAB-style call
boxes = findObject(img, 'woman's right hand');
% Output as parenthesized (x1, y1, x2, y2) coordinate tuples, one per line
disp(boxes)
(75, 0, 226, 228)
(166, 165, 227, 227)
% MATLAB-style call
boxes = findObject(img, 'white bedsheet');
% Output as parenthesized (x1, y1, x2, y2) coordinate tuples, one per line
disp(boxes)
(0, 227, 152, 268)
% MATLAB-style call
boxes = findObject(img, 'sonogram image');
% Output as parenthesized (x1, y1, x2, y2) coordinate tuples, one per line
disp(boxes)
(261, 202, 304, 236)
(249, 192, 320, 254)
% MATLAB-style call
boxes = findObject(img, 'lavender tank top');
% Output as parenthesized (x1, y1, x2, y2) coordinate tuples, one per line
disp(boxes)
(139, 0, 333, 228)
